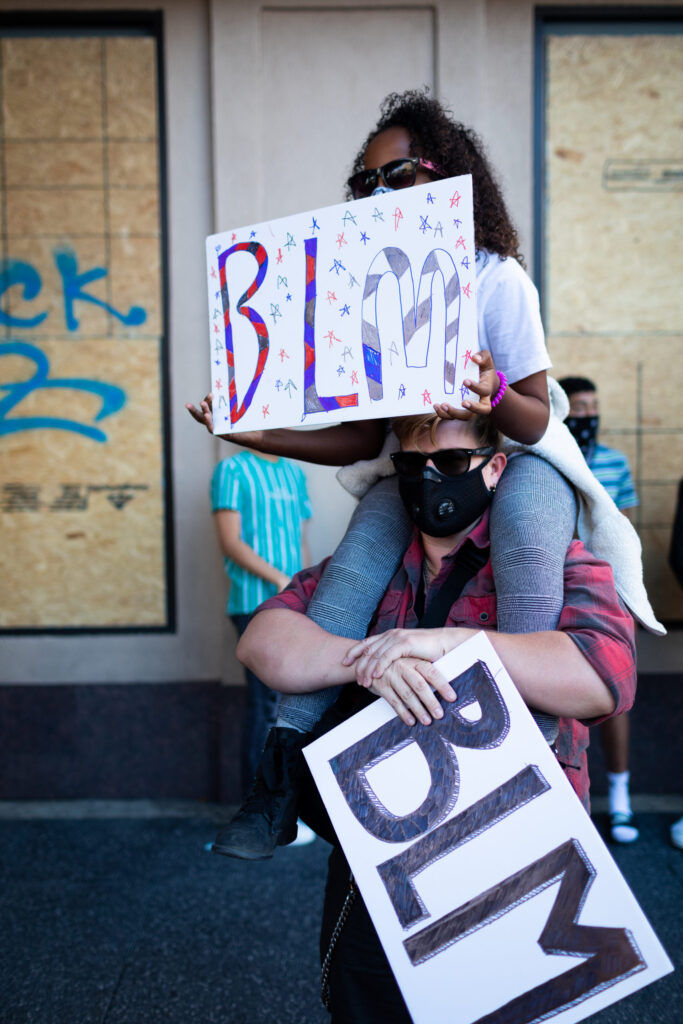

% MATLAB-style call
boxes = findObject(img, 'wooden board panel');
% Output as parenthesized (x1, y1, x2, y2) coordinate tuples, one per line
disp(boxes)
(545, 31, 683, 621)
(0, 32, 168, 629)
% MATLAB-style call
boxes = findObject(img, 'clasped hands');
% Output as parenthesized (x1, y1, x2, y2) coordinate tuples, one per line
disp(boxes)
(342, 627, 475, 727)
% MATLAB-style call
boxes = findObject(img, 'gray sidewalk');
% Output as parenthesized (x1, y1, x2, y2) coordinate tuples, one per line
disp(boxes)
(0, 803, 681, 1024)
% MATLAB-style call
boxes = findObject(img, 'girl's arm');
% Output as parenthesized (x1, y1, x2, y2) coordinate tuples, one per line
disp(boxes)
(433, 350, 550, 446)
(488, 366, 549, 445)
(187, 394, 385, 465)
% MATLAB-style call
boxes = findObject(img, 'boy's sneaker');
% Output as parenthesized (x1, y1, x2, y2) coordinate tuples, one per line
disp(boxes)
(609, 811, 639, 844)
(212, 727, 306, 861)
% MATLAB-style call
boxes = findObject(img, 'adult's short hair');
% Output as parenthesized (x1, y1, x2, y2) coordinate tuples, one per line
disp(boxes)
(558, 376, 596, 398)
(393, 413, 501, 451)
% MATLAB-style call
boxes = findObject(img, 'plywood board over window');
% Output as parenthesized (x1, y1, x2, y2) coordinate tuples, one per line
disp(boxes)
(540, 21, 683, 623)
(0, 17, 172, 630)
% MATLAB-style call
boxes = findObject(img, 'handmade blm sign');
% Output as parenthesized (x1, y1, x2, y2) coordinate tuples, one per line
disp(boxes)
(205, 176, 477, 433)
(304, 632, 673, 1024)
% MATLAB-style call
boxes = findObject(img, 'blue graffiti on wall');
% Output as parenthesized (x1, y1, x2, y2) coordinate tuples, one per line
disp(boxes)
(0, 247, 144, 441)
(0, 249, 147, 332)
(0, 342, 126, 443)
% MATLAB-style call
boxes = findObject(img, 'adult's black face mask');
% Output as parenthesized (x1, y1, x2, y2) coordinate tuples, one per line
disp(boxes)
(566, 415, 599, 457)
(397, 459, 495, 538)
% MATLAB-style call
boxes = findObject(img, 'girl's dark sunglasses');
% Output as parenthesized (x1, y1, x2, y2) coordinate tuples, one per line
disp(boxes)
(347, 157, 444, 200)
(391, 447, 495, 479)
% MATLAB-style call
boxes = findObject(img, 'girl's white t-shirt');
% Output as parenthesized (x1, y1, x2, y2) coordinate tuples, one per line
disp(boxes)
(475, 250, 551, 384)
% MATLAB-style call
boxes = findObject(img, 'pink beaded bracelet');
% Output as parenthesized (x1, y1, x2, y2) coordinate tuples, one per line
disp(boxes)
(490, 371, 508, 409)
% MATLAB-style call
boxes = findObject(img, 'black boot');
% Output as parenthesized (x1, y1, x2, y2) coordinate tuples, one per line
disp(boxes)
(212, 727, 307, 861)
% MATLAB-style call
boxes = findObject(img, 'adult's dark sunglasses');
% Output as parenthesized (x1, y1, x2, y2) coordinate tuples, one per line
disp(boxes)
(347, 157, 444, 200)
(391, 447, 496, 479)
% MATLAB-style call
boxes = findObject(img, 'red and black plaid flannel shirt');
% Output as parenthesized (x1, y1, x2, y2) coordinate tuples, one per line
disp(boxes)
(261, 510, 636, 809)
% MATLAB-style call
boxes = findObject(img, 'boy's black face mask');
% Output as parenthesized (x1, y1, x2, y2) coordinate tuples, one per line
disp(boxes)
(566, 415, 599, 456)
(397, 458, 495, 538)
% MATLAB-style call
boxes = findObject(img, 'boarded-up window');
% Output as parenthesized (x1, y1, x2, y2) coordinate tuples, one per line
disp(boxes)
(538, 16, 683, 623)
(0, 14, 172, 630)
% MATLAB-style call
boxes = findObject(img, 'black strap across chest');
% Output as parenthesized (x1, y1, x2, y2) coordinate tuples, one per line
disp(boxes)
(416, 540, 489, 629)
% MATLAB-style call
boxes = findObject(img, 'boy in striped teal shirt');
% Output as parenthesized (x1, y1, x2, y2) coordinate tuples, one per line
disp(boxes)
(211, 451, 311, 795)
(560, 376, 639, 845)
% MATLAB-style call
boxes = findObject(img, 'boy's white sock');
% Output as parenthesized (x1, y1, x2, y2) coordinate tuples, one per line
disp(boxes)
(607, 770, 632, 817)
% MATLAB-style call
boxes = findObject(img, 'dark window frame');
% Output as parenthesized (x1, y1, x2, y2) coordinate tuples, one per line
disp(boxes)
(0, 10, 175, 635)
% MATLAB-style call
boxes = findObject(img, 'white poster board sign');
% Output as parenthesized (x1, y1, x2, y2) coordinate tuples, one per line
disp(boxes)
(304, 632, 673, 1024)
(206, 176, 477, 433)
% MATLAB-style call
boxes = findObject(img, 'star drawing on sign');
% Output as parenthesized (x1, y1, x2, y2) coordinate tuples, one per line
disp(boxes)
(330, 259, 346, 275)
(348, 273, 359, 289)
(343, 210, 358, 227)
(460, 383, 470, 402)
(286, 293, 292, 302)
(262, 404, 270, 418)
(455, 236, 466, 250)
(360, 230, 370, 245)
(463, 349, 472, 369)
(337, 365, 345, 376)
(426, 192, 435, 204)
(215, 291, 220, 300)
(461, 256, 470, 269)
(214, 324, 219, 333)
(309, 217, 320, 233)
(389, 341, 400, 365)
(394, 208, 403, 231)
(372, 207, 384, 223)
(336, 232, 348, 250)
(350, 370, 359, 385)
(422, 388, 432, 406)
(250, 230, 257, 239)
(341, 346, 353, 362)
(398, 383, 406, 399)
(450, 191, 461, 208)
(453, 218, 462, 228)
(231, 232, 237, 241)
(279, 348, 290, 362)
(270, 303, 282, 323)
(275, 379, 283, 391)
(215, 379, 222, 390)
(339, 304, 351, 317)
(462, 282, 472, 299)
(215, 244, 221, 252)
(433, 221, 443, 237)
(210, 266, 216, 278)
(277, 275, 288, 289)
(276, 249, 283, 264)
(327, 290, 337, 304)
(419, 215, 431, 234)
(214, 359, 220, 366)
(284, 233, 296, 251)
(284, 378, 297, 396)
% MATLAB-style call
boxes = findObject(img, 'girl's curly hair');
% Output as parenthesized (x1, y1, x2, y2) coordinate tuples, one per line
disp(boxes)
(347, 89, 524, 265)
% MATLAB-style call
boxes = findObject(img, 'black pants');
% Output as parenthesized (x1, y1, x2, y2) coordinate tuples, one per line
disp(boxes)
(320, 845, 412, 1024)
